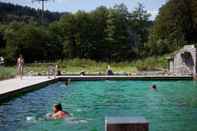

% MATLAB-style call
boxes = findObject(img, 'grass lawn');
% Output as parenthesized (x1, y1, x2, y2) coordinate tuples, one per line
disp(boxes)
(0, 56, 168, 79)
(0, 66, 16, 80)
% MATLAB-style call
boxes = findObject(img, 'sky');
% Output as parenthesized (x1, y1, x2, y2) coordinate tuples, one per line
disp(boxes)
(0, 0, 166, 20)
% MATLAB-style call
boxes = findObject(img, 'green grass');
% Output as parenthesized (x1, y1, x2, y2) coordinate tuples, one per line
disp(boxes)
(0, 55, 168, 79)
(0, 66, 16, 80)
(134, 56, 168, 71)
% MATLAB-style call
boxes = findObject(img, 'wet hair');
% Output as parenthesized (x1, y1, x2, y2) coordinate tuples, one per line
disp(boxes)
(152, 84, 157, 89)
(54, 103, 63, 111)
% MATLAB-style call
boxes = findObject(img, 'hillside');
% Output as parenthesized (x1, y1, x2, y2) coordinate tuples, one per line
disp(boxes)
(0, 2, 64, 24)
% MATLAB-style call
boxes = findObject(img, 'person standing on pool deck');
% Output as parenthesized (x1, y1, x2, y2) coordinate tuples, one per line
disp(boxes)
(107, 65, 113, 75)
(16, 54, 24, 79)
(51, 103, 70, 119)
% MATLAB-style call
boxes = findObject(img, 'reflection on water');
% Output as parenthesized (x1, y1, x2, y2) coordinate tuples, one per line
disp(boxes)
(0, 81, 197, 131)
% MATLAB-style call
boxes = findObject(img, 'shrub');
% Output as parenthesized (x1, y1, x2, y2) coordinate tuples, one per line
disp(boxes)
(135, 56, 168, 71)
(0, 66, 15, 79)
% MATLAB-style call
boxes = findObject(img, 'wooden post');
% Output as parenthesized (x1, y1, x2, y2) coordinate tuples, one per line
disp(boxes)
(105, 117, 149, 131)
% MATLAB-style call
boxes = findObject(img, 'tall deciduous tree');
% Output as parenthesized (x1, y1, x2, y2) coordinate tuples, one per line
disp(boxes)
(1, 3, 152, 64)
(146, 0, 197, 56)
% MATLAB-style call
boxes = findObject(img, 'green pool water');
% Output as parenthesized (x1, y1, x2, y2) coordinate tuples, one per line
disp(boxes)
(0, 80, 197, 131)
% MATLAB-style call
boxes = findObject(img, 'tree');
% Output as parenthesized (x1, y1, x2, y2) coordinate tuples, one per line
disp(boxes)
(0, 2, 63, 24)
(128, 3, 151, 57)
(48, 21, 64, 60)
(104, 4, 131, 61)
(3, 23, 54, 63)
(91, 6, 109, 60)
(0, 24, 7, 56)
(1, 3, 153, 63)
(59, 13, 78, 58)
(146, 0, 197, 56)
(3, 22, 23, 63)
(58, 4, 151, 61)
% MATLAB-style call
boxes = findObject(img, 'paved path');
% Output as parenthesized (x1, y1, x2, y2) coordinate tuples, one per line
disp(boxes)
(0, 76, 53, 95)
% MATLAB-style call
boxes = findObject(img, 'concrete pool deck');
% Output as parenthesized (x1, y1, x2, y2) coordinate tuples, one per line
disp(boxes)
(0, 76, 59, 102)
(0, 76, 55, 95)
(0, 75, 193, 102)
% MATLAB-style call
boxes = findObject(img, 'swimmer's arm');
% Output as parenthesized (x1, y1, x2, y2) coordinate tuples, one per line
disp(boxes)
(52, 113, 60, 119)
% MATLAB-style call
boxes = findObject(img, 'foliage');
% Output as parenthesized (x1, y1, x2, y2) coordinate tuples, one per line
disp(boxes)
(2, 1, 195, 65)
(58, 3, 151, 61)
(135, 56, 168, 71)
(0, 2, 63, 24)
(3, 23, 62, 64)
(0, 66, 16, 80)
(146, 0, 197, 56)
(0, 2, 152, 64)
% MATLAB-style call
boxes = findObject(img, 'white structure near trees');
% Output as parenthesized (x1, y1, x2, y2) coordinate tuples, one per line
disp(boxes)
(168, 45, 196, 77)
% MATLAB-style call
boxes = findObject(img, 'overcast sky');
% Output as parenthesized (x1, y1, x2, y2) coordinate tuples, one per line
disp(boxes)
(0, 0, 166, 20)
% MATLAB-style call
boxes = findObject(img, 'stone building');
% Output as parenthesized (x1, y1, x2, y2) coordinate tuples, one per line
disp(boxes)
(168, 45, 196, 76)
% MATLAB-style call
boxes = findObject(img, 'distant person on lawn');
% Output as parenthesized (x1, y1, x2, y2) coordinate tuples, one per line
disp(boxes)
(107, 65, 113, 75)
(16, 54, 24, 79)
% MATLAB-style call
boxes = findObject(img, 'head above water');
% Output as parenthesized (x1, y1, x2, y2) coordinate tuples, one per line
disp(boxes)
(152, 84, 157, 90)
(53, 103, 63, 113)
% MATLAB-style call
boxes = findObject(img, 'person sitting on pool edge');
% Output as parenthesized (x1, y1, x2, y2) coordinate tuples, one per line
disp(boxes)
(50, 103, 70, 119)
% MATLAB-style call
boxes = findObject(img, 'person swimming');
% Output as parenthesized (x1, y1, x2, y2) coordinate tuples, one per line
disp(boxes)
(49, 103, 70, 119)
(151, 84, 157, 90)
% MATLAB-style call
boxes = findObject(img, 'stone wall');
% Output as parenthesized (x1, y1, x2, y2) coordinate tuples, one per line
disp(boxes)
(169, 45, 196, 76)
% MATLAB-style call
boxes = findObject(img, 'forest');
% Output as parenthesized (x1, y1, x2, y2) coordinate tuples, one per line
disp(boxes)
(0, 0, 197, 64)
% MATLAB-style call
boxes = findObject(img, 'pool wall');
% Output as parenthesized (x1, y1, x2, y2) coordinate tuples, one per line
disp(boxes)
(59, 76, 193, 81)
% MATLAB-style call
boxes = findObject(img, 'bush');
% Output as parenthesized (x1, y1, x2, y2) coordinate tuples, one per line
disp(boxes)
(0, 66, 15, 80)
(135, 56, 168, 71)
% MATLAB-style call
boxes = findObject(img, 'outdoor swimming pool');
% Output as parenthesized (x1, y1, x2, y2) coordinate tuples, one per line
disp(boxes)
(0, 80, 197, 131)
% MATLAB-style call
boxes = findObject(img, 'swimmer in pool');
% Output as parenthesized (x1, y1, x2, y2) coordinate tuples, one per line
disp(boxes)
(50, 103, 70, 119)
(150, 84, 157, 91)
